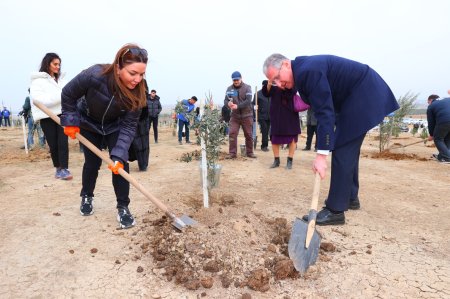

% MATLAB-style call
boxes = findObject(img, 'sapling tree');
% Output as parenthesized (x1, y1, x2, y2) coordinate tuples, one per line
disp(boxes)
(379, 92, 418, 152)
(191, 92, 226, 188)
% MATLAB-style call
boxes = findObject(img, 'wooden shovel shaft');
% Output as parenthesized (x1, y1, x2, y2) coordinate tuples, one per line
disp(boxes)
(305, 172, 321, 248)
(389, 139, 426, 150)
(33, 100, 173, 217)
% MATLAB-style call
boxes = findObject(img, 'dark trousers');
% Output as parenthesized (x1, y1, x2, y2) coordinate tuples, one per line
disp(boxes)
(258, 119, 270, 149)
(178, 119, 190, 142)
(305, 125, 317, 149)
(80, 129, 130, 208)
(433, 121, 450, 159)
(229, 116, 254, 155)
(326, 133, 366, 212)
(149, 116, 159, 142)
(3, 117, 10, 126)
(40, 117, 69, 169)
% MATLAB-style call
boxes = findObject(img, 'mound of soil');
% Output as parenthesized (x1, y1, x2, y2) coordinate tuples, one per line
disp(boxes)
(372, 151, 428, 161)
(133, 210, 332, 292)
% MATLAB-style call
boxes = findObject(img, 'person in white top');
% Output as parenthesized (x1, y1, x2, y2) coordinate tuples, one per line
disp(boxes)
(30, 53, 72, 180)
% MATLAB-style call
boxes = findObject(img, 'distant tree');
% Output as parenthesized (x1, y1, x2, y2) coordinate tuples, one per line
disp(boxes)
(379, 92, 418, 152)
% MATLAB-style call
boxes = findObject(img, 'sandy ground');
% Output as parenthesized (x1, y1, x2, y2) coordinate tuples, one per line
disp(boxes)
(0, 125, 449, 299)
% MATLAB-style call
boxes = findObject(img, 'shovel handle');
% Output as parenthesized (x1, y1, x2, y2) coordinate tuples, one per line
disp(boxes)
(305, 172, 321, 248)
(33, 100, 174, 218)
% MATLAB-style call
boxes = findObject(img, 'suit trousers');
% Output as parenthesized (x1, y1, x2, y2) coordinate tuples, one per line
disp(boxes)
(325, 133, 366, 212)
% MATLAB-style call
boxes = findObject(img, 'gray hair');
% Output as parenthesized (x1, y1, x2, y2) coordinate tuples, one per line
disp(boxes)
(262, 53, 289, 76)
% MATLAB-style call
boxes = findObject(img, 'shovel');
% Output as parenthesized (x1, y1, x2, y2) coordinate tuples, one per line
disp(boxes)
(34, 100, 197, 231)
(288, 172, 322, 273)
(388, 139, 427, 150)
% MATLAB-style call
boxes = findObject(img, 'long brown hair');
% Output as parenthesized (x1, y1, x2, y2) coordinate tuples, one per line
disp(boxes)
(102, 43, 148, 111)
(39, 53, 61, 81)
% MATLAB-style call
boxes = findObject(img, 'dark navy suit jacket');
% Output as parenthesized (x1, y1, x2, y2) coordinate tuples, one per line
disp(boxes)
(291, 55, 399, 150)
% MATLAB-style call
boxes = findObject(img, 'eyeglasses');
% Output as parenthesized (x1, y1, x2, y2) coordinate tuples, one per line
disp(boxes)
(121, 48, 148, 64)
(272, 64, 283, 82)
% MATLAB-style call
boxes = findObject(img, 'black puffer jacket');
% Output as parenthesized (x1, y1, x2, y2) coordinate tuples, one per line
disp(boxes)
(147, 95, 162, 117)
(60, 64, 140, 162)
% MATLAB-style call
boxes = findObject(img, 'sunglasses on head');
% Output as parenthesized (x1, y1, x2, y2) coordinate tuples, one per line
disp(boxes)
(121, 48, 148, 64)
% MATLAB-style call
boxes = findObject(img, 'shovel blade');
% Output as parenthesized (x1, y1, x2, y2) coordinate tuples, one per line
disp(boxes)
(171, 214, 197, 231)
(288, 218, 321, 273)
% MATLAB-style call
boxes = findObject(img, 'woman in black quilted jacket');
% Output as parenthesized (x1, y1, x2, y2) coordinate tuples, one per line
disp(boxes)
(60, 43, 148, 229)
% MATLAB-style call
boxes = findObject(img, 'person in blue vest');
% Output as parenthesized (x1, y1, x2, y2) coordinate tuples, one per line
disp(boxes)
(177, 96, 197, 145)
(2, 107, 11, 126)
(427, 94, 450, 163)
(263, 53, 399, 225)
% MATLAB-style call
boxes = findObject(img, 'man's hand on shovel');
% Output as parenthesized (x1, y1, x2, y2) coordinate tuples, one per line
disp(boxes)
(312, 154, 328, 179)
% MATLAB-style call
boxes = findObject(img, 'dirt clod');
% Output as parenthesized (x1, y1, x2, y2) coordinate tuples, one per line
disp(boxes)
(203, 260, 220, 272)
(137, 266, 144, 273)
(90, 248, 98, 254)
(247, 268, 270, 292)
(200, 276, 214, 288)
(320, 242, 336, 252)
(274, 259, 296, 280)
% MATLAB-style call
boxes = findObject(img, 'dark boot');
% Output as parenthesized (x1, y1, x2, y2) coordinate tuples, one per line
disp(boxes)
(286, 157, 293, 169)
(270, 157, 280, 168)
(253, 136, 258, 149)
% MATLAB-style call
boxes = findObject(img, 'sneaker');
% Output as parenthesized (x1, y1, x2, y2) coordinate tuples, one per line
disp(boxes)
(55, 168, 63, 179)
(60, 169, 73, 180)
(179, 141, 182, 145)
(186, 140, 192, 144)
(438, 157, 450, 164)
(117, 207, 136, 229)
(80, 196, 94, 216)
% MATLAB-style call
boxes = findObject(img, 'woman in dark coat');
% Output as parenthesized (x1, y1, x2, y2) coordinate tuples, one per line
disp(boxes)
(60, 43, 148, 229)
(263, 81, 300, 169)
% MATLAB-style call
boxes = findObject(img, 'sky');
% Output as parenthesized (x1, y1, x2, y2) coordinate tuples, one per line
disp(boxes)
(1, 0, 449, 113)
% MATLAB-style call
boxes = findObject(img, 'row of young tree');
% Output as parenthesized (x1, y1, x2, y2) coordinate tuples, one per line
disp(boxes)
(379, 92, 428, 152)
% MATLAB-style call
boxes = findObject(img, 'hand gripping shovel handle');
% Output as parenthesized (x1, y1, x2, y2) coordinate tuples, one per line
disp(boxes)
(33, 100, 185, 226)
(305, 172, 321, 248)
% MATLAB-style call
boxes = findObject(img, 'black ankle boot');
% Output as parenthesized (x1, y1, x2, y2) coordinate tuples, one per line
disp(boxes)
(270, 157, 280, 168)
(286, 157, 293, 169)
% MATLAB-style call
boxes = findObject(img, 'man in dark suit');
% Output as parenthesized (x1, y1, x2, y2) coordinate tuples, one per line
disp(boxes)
(263, 53, 399, 225)
(427, 94, 450, 163)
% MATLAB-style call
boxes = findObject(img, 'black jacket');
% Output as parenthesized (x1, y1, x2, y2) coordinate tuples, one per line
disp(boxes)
(252, 90, 270, 121)
(147, 95, 162, 118)
(427, 98, 450, 136)
(60, 64, 140, 162)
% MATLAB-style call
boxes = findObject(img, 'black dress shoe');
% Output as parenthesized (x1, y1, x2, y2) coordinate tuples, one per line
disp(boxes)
(261, 147, 269, 152)
(302, 147, 311, 151)
(324, 198, 361, 210)
(301, 208, 345, 226)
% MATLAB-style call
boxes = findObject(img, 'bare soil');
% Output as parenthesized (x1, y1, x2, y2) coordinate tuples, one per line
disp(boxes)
(1, 126, 449, 298)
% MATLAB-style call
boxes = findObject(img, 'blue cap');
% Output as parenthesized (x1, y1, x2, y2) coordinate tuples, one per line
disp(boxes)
(231, 71, 242, 80)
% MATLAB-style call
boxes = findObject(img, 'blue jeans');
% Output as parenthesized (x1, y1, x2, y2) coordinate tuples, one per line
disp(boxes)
(433, 121, 450, 160)
(178, 119, 190, 142)
(27, 117, 45, 147)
